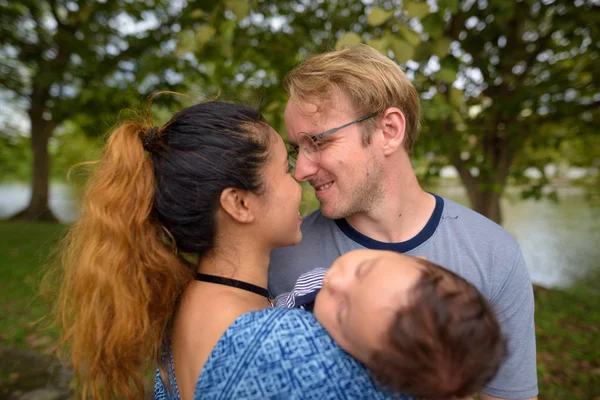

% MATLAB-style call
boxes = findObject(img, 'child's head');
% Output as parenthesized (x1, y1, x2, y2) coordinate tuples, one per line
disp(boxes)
(314, 249, 505, 399)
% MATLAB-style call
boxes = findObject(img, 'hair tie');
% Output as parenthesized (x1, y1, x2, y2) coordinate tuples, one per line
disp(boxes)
(142, 127, 159, 151)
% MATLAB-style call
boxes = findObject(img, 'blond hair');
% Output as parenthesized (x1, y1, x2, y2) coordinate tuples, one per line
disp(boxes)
(284, 45, 421, 152)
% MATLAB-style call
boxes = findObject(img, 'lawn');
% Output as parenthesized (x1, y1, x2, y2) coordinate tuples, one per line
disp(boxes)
(0, 221, 66, 351)
(0, 221, 598, 398)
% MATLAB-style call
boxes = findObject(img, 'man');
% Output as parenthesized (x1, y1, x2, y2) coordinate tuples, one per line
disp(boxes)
(269, 45, 538, 400)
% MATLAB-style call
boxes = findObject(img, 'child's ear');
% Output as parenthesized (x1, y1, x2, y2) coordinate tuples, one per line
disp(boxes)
(219, 188, 255, 223)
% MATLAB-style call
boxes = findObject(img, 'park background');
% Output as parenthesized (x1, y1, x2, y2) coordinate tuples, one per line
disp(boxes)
(0, 0, 598, 398)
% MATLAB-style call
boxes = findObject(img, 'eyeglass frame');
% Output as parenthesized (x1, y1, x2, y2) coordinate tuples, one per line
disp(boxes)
(288, 113, 377, 163)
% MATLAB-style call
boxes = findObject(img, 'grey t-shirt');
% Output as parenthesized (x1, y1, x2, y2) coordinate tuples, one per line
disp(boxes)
(269, 195, 538, 399)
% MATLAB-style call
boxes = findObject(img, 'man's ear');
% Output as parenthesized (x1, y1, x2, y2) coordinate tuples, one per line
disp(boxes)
(379, 107, 406, 156)
(219, 188, 255, 223)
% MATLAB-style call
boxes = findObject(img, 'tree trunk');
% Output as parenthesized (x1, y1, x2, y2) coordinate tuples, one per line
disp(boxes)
(11, 84, 57, 222)
(462, 180, 504, 225)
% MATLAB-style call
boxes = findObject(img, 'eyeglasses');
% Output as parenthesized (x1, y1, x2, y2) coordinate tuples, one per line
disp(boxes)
(287, 114, 376, 167)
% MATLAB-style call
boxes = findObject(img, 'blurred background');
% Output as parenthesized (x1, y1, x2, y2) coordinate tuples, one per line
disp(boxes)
(0, 0, 598, 398)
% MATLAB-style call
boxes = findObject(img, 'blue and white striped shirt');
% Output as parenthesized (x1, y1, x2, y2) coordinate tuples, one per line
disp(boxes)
(273, 267, 327, 309)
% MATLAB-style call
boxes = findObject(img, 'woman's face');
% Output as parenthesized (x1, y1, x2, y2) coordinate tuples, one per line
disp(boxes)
(256, 129, 303, 248)
(313, 249, 423, 363)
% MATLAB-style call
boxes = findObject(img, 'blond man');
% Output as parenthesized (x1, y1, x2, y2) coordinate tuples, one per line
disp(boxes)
(269, 45, 538, 400)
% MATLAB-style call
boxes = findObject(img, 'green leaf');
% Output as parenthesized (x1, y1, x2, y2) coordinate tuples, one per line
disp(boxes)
(412, 41, 432, 62)
(264, 101, 280, 113)
(225, 0, 250, 20)
(366, 37, 389, 54)
(388, 36, 415, 63)
(196, 25, 216, 48)
(438, 0, 460, 14)
(336, 32, 362, 49)
(404, 1, 431, 19)
(421, 14, 443, 39)
(437, 67, 457, 83)
(427, 94, 452, 119)
(176, 30, 196, 56)
(190, 9, 204, 18)
(451, 109, 464, 124)
(440, 55, 460, 71)
(398, 25, 421, 47)
(449, 87, 466, 109)
(432, 38, 452, 58)
(367, 7, 394, 27)
(437, 55, 459, 82)
(218, 20, 237, 59)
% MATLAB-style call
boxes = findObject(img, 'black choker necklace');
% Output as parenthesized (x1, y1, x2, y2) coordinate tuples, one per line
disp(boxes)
(195, 273, 272, 305)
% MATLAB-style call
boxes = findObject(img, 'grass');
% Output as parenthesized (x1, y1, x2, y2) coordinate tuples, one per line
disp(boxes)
(534, 285, 600, 399)
(0, 221, 66, 350)
(0, 221, 598, 398)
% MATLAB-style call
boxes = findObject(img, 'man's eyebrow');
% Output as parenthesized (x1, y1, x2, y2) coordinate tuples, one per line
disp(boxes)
(314, 132, 341, 144)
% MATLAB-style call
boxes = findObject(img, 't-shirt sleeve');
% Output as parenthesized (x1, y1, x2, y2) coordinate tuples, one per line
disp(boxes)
(482, 246, 538, 399)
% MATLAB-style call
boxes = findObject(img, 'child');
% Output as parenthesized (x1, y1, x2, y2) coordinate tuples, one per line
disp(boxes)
(276, 249, 506, 399)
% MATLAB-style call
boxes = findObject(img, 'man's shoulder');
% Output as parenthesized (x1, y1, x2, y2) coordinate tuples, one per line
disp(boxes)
(431, 196, 527, 300)
(439, 196, 518, 247)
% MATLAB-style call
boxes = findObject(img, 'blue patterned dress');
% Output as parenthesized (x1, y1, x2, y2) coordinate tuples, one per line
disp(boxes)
(155, 307, 414, 400)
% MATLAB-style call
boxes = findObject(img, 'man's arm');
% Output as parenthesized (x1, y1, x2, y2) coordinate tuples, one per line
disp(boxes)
(480, 246, 538, 398)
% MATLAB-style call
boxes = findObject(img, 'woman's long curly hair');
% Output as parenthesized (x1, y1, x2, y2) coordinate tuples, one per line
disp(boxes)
(44, 101, 271, 399)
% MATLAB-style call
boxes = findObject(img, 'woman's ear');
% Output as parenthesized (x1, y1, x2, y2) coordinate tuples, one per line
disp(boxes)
(219, 188, 255, 223)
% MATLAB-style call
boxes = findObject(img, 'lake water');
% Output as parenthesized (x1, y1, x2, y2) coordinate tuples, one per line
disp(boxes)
(1, 182, 598, 289)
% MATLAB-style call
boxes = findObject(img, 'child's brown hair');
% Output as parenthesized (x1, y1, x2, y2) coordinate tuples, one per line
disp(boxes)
(368, 259, 506, 399)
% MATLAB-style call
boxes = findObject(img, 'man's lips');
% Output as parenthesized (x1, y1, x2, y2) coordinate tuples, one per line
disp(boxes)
(313, 181, 334, 191)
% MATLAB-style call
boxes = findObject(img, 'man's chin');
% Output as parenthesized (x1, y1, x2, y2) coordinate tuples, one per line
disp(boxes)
(319, 203, 346, 220)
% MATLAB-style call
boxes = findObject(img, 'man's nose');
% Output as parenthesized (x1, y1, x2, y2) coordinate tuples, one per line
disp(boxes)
(293, 151, 319, 182)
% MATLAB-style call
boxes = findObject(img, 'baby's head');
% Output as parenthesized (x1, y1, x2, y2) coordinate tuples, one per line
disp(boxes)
(314, 249, 505, 399)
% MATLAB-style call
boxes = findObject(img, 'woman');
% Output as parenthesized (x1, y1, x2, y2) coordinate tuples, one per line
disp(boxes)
(50, 101, 409, 400)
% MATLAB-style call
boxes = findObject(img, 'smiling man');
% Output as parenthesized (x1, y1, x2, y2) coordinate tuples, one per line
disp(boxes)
(268, 45, 538, 400)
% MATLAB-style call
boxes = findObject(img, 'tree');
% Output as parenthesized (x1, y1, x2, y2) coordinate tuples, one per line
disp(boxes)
(177, 0, 599, 224)
(411, 0, 598, 223)
(326, 0, 598, 224)
(0, 0, 195, 220)
(3, 0, 597, 224)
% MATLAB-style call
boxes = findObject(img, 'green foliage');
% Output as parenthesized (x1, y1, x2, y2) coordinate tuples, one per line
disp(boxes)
(0, 134, 31, 182)
(1, 0, 598, 222)
(0, 0, 199, 130)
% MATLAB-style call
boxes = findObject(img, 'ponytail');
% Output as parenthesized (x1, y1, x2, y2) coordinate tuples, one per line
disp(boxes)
(50, 122, 193, 399)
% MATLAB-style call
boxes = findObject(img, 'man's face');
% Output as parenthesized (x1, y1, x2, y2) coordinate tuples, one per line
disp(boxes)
(284, 91, 384, 219)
